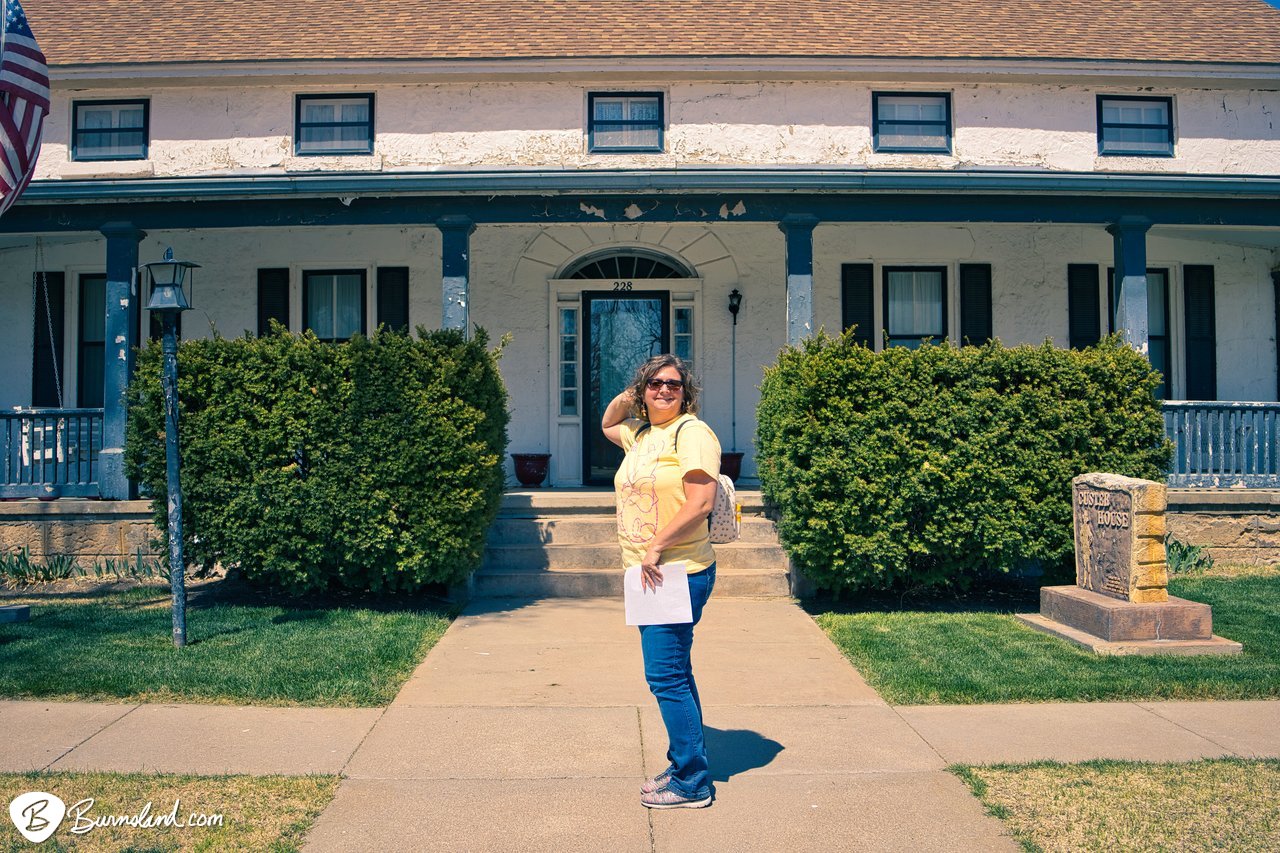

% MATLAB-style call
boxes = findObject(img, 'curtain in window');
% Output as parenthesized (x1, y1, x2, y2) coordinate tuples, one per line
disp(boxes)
(887, 270, 943, 346)
(307, 276, 334, 337)
(334, 274, 363, 338)
(878, 96, 947, 149)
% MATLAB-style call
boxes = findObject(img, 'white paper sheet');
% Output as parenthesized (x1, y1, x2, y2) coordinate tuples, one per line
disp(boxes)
(623, 562, 693, 626)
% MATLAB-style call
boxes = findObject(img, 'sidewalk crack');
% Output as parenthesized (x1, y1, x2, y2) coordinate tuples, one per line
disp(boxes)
(887, 705, 950, 767)
(337, 705, 392, 777)
(1132, 701, 1240, 757)
(44, 703, 143, 771)
(637, 705, 656, 852)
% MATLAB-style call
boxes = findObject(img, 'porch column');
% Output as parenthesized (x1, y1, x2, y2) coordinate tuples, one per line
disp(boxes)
(1106, 216, 1152, 355)
(438, 215, 475, 333)
(779, 213, 819, 346)
(1273, 269, 1280, 401)
(98, 222, 146, 500)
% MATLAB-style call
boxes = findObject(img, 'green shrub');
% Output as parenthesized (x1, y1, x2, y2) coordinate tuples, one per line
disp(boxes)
(125, 326, 509, 594)
(756, 333, 1171, 593)
(1166, 537, 1215, 575)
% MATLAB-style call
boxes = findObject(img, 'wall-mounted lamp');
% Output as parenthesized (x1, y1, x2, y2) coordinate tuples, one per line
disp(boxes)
(728, 288, 743, 326)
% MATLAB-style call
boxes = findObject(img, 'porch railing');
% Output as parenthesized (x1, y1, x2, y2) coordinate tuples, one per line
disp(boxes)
(1, 408, 105, 499)
(1163, 401, 1280, 488)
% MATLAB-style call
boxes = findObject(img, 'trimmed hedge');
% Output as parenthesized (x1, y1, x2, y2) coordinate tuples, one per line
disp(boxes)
(125, 326, 509, 593)
(756, 333, 1171, 593)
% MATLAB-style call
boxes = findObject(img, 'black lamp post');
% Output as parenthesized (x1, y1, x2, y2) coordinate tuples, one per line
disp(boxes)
(728, 289, 743, 452)
(142, 248, 199, 648)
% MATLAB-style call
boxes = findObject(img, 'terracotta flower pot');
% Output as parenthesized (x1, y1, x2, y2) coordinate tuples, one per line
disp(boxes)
(720, 452, 744, 483)
(511, 453, 551, 488)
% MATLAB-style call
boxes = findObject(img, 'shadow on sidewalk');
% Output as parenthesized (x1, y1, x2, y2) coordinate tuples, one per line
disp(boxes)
(706, 726, 784, 782)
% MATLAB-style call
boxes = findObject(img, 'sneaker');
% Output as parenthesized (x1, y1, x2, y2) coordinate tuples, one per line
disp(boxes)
(640, 767, 672, 795)
(640, 783, 712, 810)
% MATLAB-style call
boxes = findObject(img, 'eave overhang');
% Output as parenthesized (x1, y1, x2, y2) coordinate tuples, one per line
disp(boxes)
(20, 168, 1280, 204)
(49, 56, 1280, 89)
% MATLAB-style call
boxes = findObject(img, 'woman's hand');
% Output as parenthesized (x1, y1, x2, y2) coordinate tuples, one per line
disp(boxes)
(640, 545, 664, 591)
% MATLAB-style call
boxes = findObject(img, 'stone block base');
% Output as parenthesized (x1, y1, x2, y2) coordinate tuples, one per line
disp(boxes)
(1018, 585, 1242, 656)
(1016, 613, 1242, 656)
(1039, 585, 1212, 641)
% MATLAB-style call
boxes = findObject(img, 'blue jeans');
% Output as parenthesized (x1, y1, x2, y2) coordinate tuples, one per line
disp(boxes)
(638, 562, 716, 798)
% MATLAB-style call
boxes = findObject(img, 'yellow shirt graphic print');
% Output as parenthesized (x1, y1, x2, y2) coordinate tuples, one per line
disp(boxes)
(615, 414, 721, 574)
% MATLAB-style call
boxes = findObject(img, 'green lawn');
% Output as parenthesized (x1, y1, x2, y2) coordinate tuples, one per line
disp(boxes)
(0, 771, 337, 852)
(955, 759, 1280, 853)
(813, 568, 1280, 704)
(0, 586, 454, 706)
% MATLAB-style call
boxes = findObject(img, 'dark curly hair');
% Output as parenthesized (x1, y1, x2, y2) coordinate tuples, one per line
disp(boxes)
(628, 354, 700, 419)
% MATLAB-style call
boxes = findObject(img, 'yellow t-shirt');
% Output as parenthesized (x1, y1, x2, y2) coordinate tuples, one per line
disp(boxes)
(615, 413, 722, 574)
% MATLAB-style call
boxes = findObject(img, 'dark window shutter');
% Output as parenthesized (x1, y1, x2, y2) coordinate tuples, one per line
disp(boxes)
(31, 272, 66, 407)
(841, 263, 874, 348)
(376, 266, 410, 333)
(1068, 264, 1101, 349)
(959, 264, 993, 345)
(257, 268, 290, 335)
(1183, 265, 1217, 401)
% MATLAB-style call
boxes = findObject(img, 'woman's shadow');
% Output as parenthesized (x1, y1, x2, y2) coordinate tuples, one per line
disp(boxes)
(704, 726, 784, 782)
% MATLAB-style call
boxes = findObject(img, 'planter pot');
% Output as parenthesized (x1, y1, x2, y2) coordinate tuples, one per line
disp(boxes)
(720, 452, 744, 483)
(512, 453, 552, 488)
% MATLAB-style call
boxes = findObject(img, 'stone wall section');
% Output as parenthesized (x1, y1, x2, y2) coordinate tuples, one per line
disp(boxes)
(1167, 490, 1280, 566)
(0, 501, 159, 563)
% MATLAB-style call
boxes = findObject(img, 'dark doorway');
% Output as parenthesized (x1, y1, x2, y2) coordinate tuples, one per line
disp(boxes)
(582, 291, 670, 485)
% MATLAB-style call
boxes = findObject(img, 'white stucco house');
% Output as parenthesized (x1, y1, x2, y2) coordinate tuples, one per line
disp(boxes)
(3, 0, 1280, 498)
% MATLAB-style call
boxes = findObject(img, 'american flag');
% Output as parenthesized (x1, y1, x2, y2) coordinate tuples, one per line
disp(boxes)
(0, 0, 48, 218)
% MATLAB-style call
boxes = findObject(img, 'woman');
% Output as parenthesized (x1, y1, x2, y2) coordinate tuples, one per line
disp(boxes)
(602, 353, 721, 809)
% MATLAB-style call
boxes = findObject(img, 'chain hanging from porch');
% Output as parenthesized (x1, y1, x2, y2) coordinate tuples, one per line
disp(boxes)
(32, 235, 63, 408)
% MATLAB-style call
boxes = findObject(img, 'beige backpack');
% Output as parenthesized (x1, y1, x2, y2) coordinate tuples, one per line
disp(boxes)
(634, 419, 741, 544)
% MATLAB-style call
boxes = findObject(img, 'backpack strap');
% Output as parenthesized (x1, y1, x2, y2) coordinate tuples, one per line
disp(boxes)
(634, 416, 699, 451)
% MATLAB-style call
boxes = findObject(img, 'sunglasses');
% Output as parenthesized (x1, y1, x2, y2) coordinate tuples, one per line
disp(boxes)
(646, 378, 685, 392)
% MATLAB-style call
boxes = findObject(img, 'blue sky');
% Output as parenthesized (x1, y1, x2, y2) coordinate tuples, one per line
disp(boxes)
(1267, 0, 1280, 8)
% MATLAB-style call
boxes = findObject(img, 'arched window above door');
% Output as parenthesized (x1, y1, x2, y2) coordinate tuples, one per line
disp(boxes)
(562, 249, 694, 280)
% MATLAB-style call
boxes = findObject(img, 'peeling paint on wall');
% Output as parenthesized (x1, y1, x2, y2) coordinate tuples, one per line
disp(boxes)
(34, 81, 1280, 179)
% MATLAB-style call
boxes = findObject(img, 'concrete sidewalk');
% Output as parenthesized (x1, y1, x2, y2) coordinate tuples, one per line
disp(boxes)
(3, 597, 1278, 851)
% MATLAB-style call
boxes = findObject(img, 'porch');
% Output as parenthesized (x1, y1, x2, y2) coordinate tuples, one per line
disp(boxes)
(5, 401, 1280, 497)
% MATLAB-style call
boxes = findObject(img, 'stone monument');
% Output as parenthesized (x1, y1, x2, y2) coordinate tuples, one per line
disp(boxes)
(1016, 472, 1241, 655)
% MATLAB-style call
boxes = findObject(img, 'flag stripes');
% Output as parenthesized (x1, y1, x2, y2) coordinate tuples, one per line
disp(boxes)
(0, 0, 49, 217)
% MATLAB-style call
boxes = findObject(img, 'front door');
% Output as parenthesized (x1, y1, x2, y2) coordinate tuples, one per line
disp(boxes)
(582, 290, 670, 485)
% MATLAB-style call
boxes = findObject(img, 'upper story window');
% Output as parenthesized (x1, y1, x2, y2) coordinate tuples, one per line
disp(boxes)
(872, 93, 951, 153)
(1097, 96, 1174, 157)
(587, 92, 663, 153)
(72, 100, 149, 161)
(295, 94, 375, 155)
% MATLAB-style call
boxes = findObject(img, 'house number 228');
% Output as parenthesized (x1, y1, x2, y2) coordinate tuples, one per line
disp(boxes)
(612, 281, 633, 291)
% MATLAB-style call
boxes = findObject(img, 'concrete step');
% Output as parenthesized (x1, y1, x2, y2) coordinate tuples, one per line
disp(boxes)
(477, 488, 789, 598)
(499, 488, 769, 517)
(480, 542, 787, 573)
(487, 515, 779, 546)
(469, 567, 792, 598)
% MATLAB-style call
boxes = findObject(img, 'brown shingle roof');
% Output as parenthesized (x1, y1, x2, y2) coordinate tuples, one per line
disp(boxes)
(24, 0, 1280, 67)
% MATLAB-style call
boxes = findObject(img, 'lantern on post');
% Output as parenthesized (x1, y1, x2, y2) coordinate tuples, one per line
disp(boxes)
(727, 286, 747, 473)
(141, 248, 200, 648)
